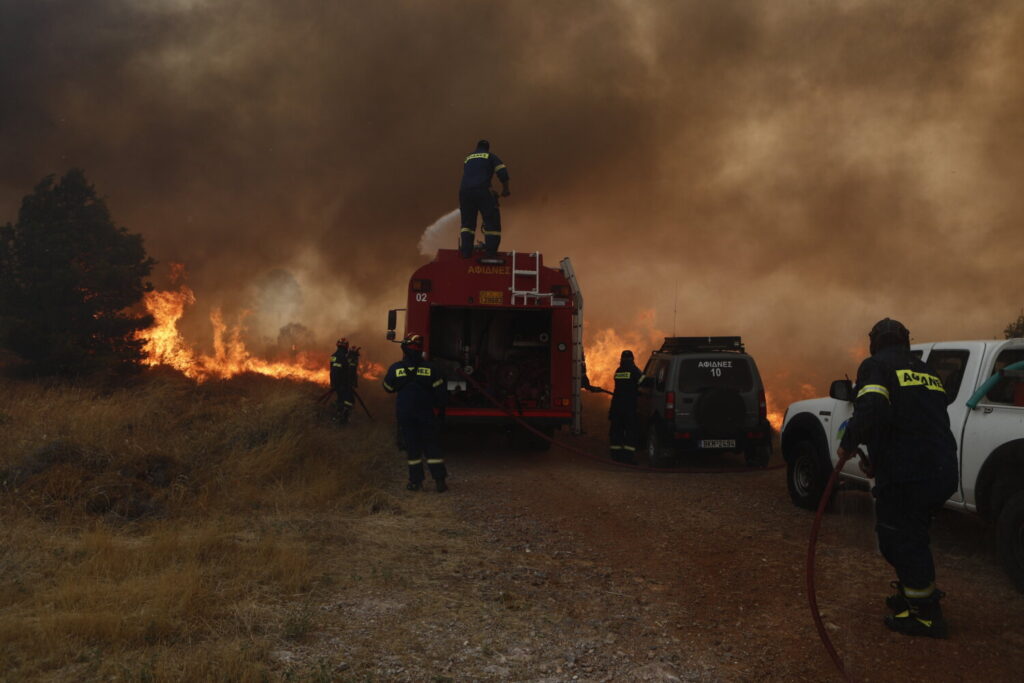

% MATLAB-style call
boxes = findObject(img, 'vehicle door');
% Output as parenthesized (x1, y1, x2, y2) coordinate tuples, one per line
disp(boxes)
(925, 344, 979, 503)
(637, 357, 667, 428)
(960, 344, 1024, 509)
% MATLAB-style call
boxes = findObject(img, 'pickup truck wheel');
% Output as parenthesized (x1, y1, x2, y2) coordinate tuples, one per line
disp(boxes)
(646, 424, 674, 468)
(996, 490, 1024, 592)
(786, 437, 829, 510)
(744, 445, 771, 468)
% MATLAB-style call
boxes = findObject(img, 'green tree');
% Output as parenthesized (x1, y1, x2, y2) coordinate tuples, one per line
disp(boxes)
(0, 169, 155, 374)
(1006, 310, 1024, 339)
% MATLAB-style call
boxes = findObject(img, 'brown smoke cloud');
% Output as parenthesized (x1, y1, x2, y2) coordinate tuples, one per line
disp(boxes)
(2, 0, 1022, 405)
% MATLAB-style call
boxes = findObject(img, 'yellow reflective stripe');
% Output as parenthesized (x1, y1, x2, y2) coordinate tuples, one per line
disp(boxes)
(460, 227, 475, 233)
(382, 382, 393, 391)
(614, 371, 630, 379)
(610, 445, 623, 450)
(465, 153, 489, 162)
(416, 367, 431, 376)
(903, 583, 934, 598)
(407, 459, 422, 465)
(623, 445, 636, 452)
(894, 610, 910, 618)
(432, 379, 444, 388)
(426, 459, 444, 464)
(331, 363, 343, 367)
(857, 384, 891, 401)
(494, 163, 506, 171)
(896, 370, 945, 392)
(481, 229, 501, 236)
(395, 368, 407, 377)
(638, 374, 646, 383)
(343, 401, 354, 407)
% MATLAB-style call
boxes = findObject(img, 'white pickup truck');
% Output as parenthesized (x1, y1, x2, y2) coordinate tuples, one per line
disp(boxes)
(781, 339, 1024, 590)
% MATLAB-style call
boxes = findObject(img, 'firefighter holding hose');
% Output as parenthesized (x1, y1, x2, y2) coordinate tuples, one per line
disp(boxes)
(837, 318, 958, 638)
(609, 350, 649, 464)
(330, 339, 356, 424)
(383, 334, 449, 492)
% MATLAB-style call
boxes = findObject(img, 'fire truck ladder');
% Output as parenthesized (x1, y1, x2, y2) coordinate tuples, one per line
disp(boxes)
(560, 257, 584, 435)
(509, 251, 553, 305)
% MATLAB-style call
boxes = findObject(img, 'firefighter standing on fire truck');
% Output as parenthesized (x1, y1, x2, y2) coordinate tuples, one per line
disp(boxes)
(837, 318, 958, 638)
(383, 334, 449, 492)
(459, 139, 510, 259)
(609, 350, 649, 464)
(330, 339, 356, 424)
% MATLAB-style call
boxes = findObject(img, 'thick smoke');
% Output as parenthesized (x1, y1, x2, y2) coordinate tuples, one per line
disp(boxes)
(2, 0, 1022, 400)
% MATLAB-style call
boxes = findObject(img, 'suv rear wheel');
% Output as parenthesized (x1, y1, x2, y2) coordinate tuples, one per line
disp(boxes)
(646, 424, 675, 468)
(745, 444, 771, 468)
(786, 436, 829, 509)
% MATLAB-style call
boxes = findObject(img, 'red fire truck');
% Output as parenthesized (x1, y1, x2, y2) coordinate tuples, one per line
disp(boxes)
(386, 249, 584, 443)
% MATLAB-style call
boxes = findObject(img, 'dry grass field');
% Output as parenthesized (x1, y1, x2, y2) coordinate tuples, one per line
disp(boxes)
(0, 372, 400, 680)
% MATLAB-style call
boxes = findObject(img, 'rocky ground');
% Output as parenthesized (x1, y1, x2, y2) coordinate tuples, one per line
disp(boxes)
(281, 427, 1024, 682)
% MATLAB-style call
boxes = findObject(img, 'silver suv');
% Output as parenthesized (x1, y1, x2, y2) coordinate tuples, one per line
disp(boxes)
(637, 337, 772, 467)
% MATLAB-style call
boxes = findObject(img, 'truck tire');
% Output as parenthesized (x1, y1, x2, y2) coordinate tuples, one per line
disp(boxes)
(786, 437, 830, 510)
(745, 444, 771, 468)
(997, 489, 1024, 592)
(646, 424, 674, 468)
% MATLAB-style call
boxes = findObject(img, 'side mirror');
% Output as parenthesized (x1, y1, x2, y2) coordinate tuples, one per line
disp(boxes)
(829, 379, 855, 401)
(387, 309, 397, 331)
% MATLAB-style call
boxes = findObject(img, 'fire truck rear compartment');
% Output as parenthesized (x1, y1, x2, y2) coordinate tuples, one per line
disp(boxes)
(430, 307, 553, 410)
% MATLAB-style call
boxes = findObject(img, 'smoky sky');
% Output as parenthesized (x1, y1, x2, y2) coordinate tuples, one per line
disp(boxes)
(2, 0, 1022, 402)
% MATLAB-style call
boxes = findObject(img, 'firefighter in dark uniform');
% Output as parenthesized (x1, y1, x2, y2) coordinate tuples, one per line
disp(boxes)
(459, 139, 510, 258)
(330, 339, 355, 423)
(838, 318, 958, 638)
(383, 334, 449, 492)
(609, 350, 648, 464)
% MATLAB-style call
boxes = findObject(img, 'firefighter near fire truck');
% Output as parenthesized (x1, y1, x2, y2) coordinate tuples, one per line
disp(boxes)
(383, 334, 449, 493)
(837, 318, 959, 638)
(329, 339, 358, 424)
(459, 139, 510, 259)
(609, 350, 649, 464)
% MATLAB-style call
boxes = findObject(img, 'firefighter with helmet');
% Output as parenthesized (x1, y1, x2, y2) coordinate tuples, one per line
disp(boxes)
(383, 334, 449, 492)
(330, 339, 356, 423)
(459, 139, 510, 259)
(609, 350, 649, 464)
(838, 318, 958, 638)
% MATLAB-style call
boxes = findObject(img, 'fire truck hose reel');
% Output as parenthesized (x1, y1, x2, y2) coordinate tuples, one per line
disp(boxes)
(806, 449, 857, 683)
(454, 368, 784, 475)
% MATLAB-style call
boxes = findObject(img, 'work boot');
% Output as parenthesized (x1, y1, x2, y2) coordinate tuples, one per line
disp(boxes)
(435, 478, 448, 493)
(884, 591, 948, 638)
(406, 481, 422, 492)
(885, 581, 909, 613)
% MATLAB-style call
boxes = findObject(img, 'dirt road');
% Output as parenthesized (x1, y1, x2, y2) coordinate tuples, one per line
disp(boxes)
(442, 430, 1024, 681)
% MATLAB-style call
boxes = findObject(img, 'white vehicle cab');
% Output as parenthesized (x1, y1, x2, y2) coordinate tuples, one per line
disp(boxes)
(781, 339, 1024, 590)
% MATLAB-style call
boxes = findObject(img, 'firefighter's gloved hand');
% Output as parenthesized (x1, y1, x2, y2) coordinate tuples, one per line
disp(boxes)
(857, 450, 875, 478)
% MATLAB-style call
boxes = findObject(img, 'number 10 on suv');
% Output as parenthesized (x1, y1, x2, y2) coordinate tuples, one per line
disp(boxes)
(637, 336, 772, 468)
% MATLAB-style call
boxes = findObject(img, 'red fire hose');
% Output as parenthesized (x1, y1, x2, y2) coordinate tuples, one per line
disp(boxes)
(806, 450, 856, 682)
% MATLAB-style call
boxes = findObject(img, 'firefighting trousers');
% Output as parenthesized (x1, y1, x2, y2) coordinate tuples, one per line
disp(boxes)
(874, 474, 958, 590)
(398, 413, 447, 484)
(458, 187, 501, 256)
(334, 385, 354, 421)
(608, 409, 639, 458)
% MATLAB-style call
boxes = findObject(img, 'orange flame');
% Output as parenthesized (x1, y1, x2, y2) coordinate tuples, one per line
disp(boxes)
(137, 264, 370, 386)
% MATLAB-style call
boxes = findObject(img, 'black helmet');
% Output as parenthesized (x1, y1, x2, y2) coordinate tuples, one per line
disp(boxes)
(620, 350, 634, 362)
(869, 318, 910, 354)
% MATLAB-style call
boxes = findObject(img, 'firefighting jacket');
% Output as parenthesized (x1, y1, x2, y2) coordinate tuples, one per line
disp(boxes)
(460, 150, 509, 191)
(610, 362, 648, 414)
(839, 345, 958, 487)
(383, 352, 446, 418)
(330, 350, 353, 390)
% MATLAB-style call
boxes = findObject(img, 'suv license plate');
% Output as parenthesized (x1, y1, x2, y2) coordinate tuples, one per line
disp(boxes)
(700, 439, 736, 449)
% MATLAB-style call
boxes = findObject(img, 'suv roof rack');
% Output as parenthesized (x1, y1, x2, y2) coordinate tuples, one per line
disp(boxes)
(658, 336, 745, 354)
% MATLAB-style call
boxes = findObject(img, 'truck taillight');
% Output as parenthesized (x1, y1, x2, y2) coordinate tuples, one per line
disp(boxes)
(411, 278, 432, 292)
(665, 391, 675, 420)
(758, 388, 767, 420)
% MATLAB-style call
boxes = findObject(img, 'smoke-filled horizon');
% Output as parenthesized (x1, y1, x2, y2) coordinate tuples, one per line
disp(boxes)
(2, 0, 1022, 404)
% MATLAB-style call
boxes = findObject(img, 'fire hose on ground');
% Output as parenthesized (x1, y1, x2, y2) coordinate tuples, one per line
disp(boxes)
(455, 369, 784, 474)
